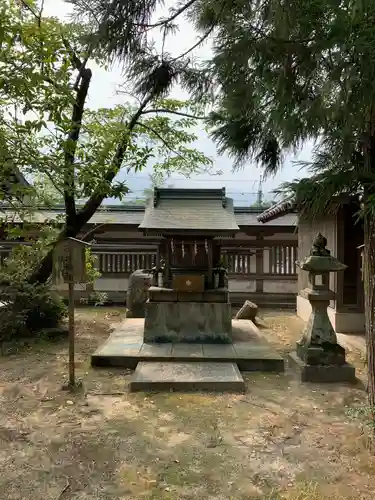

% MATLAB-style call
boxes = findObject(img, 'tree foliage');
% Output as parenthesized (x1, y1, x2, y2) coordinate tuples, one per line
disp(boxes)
(186, 1, 375, 184)
(188, 0, 375, 445)
(0, 0, 214, 284)
(70, 0, 213, 102)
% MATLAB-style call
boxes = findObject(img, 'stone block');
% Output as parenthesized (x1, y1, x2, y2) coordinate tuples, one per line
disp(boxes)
(172, 343, 204, 358)
(235, 300, 258, 320)
(202, 291, 228, 303)
(129, 361, 246, 393)
(126, 270, 153, 317)
(234, 342, 284, 372)
(202, 344, 236, 359)
(177, 292, 203, 302)
(144, 301, 232, 343)
(289, 352, 356, 383)
(140, 343, 173, 357)
(148, 287, 178, 302)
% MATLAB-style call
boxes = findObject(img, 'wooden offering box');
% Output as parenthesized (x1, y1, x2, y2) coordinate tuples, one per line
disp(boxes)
(172, 274, 205, 293)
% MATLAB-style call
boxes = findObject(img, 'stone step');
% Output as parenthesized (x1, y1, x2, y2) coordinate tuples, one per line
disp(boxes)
(129, 361, 246, 393)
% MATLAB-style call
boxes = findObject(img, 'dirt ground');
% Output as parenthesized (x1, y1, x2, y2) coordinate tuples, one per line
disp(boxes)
(0, 308, 374, 500)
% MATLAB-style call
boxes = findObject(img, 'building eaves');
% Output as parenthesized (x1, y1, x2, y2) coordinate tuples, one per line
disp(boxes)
(257, 199, 297, 223)
(0, 203, 297, 227)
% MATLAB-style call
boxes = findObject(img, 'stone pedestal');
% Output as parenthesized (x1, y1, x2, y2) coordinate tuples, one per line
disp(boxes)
(296, 288, 348, 365)
(144, 301, 232, 343)
(289, 352, 356, 383)
(291, 290, 356, 383)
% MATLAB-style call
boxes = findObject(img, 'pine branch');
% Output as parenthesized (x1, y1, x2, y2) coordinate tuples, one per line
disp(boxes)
(172, 25, 215, 61)
(141, 108, 206, 119)
(72, 0, 101, 25)
(172, 1, 227, 62)
(138, 0, 198, 28)
(18, 0, 39, 19)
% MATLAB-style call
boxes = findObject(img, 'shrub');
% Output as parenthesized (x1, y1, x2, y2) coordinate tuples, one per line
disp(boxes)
(80, 247, 108, 306)
(0, 241, 67, 343)
(0, 280, 67, 341)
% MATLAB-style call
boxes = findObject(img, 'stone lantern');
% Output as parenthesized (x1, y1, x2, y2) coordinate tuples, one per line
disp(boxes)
(290, 233, 356, 382)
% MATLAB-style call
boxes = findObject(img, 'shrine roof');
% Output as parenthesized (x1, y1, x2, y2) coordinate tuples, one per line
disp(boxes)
(138, 188, 240, 232)
(0, 203, 297, 227)
(257, 193, 357, 223)
(257, 198, 296, 223)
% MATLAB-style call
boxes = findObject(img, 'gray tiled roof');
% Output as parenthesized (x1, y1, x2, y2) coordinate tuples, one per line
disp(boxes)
(139, 196, 239, 231)
(0, 206, 145, 225)
(257, 198, 296, 223)
(236, 211, 297, 227)
(0, 204, 296, 227)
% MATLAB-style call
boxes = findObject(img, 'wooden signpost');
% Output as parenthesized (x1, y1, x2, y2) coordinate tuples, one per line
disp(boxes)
(52, 237, 91, 388)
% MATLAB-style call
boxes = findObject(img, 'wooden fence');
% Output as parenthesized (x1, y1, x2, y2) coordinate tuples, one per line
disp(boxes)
(0, 242, 298, 277)
(0, 241, 298, 307)
(96, 248, 156, 274)
(222, 244, 297, 277)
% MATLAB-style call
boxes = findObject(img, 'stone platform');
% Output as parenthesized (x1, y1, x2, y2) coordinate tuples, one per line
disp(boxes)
(129, 361, 245, 393)
(91, 319, 284, 372)
(289, 352, 356, 383)
(144, 287, 232, 343)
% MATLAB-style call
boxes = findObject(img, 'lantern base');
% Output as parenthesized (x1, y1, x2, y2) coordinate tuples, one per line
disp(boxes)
(296, 341, 347, 366)
(289, 352, 356, 383)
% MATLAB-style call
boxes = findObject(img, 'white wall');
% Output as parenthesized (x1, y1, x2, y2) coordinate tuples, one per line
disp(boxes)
(263, 280, 297, 294)
(93, 276, 296, 295)
(228, 279, 256, 293)
(94, 277, 129, 292)
(297, 294, 365, 333)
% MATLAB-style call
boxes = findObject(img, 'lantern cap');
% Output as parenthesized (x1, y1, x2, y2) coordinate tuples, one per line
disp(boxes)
(297, 233, 347, 273)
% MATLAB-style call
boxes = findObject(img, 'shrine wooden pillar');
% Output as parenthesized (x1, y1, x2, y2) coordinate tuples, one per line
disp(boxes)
(213, 240, 221, 266)
(207, 238, 213, 288)
(255, 233, 264, 293)
(164, 237, 171, 287)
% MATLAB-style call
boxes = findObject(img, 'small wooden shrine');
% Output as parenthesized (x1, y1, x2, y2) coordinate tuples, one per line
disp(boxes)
(138, 188, 239, 343)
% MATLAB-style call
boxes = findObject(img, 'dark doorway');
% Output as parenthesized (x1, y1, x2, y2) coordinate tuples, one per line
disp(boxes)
(342, 204, 364, 310)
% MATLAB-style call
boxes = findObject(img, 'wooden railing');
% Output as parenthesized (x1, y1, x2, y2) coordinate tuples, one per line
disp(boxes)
(0, 242, 298, 279)
(267, 244, 297, 275)
(222, 243, 297, 278)
(95, 248, 157, 274)
(223, 249, 254, 275)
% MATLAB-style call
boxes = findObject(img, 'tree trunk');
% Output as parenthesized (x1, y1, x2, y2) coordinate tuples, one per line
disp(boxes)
(28, 96, 153, 285)
(64, 66, 92, 228)
(363, 134, 375, 451)
(363, 201, 375, 449)
(28, 196, 105, 284)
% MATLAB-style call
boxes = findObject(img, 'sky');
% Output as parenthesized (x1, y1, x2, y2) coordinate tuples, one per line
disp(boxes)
(43, 0, 312, 205)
